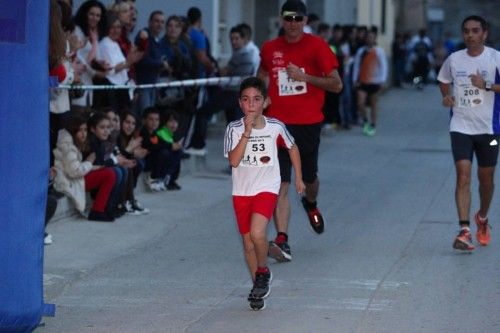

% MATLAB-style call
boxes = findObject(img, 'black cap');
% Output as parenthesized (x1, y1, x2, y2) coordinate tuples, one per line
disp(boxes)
(281, 0, 308, 17)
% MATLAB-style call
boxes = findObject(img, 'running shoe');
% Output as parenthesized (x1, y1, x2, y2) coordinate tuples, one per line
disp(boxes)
(124, 200, 142, 216)
(301, 197, 325, 234)
(132, 200, 150, 215)
(248, 270, 272, 300)
(146, 175, 164, 192)
(248, 296, 265, 311)
(452, 228, 475, 251)
(44, 232, 53, 245)
(166, 181, 182, 190)
(475, 212, 491, 246)
(365, 126, 376, 136)
(268, 241, 292, 262)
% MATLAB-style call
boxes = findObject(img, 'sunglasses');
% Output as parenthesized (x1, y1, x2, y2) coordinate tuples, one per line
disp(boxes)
(283, 15, 304, 22)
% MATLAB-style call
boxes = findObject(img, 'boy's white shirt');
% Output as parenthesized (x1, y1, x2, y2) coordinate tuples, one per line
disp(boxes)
(224, 116, 294, 196)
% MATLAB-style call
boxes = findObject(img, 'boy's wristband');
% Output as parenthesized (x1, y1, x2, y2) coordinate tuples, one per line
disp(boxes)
(242, 134, 250, 139)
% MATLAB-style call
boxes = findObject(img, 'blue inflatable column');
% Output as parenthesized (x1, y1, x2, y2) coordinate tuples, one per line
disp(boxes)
(0, 1, 55, 332)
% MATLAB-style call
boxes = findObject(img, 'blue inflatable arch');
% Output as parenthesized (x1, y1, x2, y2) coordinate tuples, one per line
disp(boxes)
(0, 1, 54, 332)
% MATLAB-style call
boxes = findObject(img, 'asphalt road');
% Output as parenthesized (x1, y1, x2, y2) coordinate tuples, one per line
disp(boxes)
(39, 85, 500, 333)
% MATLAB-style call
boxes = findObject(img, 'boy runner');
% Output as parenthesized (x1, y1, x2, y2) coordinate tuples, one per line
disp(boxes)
(224, 77, 305, 309)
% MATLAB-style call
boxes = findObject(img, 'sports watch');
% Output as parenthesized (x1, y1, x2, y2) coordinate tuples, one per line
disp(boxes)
(485, 81, 493, 91)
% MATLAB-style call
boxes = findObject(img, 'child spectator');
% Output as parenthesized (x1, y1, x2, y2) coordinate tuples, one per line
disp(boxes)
(104, 108, 145, 215)
(139, 107, 163, 191)
(53, 110, 117, 222)
(223, 77, 305, 310)
(139, 107, 182, 191)
(118, 111, 150, 214)
(87, 111, 135, 217)
(156, 110, 183, 190)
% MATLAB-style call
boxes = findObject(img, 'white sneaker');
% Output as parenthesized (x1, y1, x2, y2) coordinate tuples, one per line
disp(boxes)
(125, 200, 142, 216)
(184, 147, 207, 156)
(44, 233, 53, 245)
(132, 200, 150, 215)
(148, 179, 164, 192)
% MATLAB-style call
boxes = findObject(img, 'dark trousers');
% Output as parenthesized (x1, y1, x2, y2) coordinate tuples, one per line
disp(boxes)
(146, 149, 181, 182)
(323, 91, 341, 125)
(187, 88, 239, 149)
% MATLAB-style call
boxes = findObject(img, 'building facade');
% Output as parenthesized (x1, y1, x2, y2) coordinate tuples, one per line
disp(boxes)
(396, 0, 500, 48)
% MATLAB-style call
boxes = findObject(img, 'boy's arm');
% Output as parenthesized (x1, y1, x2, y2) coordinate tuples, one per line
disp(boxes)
(228, 134, 251, 168)
(288, 144, 305, 194)
(227, 116, 253, 168)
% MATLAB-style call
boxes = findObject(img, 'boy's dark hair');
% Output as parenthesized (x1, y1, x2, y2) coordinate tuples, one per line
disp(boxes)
(187, 7, 201, 25)
(88, 111, 109, 129)
(317, 23, 330, 34)
(461, 15, 489, 31)
(161, 109, 180, 125)
(142, 106, 160, 118)
(237, 23, 252, 40)
(332, 24, 342, 32)
(149, 10, 164, 22)
(106, 12, 120, 31)
(230, 25, 244, 38)
(239, 77, 267, 98)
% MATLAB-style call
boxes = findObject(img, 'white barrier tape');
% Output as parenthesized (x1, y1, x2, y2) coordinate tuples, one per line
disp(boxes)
(59, 76, 244, 90)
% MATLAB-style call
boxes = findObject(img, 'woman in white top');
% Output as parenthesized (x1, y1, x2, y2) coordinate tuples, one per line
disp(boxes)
(94, 13, 142, 111)
(73, 0, 108, 106)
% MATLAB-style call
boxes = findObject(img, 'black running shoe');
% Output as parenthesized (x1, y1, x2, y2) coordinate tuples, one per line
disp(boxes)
(249, 270, 272, 299)
(248, 295, 266, 310)
(166, 181, 181, 190)
(268, 241, 292, 262)
(301, 197, 325, 234)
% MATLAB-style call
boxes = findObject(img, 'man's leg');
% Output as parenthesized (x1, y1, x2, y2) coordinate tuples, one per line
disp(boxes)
(304, 177, 319, 203)
(477, 166, 495, 217)
(357, 89, 367, 124)
(475, 165, 495, 246)
(452, 159, 475, 250)
(369, 92, 379, 126)
(273, 182, 290, 234)
(455, 159, 472, 222)
(269, 182, 292, 262)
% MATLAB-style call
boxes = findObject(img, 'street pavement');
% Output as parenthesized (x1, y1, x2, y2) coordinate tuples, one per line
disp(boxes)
(39, 85, 500, 333)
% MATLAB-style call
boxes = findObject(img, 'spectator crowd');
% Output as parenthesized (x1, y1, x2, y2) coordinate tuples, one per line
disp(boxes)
(46, 0, 465, 244)
(47, 0, 260, 242)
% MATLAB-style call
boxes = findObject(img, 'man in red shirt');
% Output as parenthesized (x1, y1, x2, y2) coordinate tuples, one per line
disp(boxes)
(258, 0, 342, 261)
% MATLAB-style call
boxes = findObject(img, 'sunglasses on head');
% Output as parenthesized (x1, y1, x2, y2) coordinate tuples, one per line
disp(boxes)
(283, 15, 304, 22)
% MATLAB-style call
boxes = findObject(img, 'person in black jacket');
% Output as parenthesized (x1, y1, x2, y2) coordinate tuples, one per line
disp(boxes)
(87, 111, 135, 217)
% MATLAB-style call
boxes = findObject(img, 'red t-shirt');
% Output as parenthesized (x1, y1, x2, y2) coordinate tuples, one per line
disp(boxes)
(260, 33, 338, 125)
